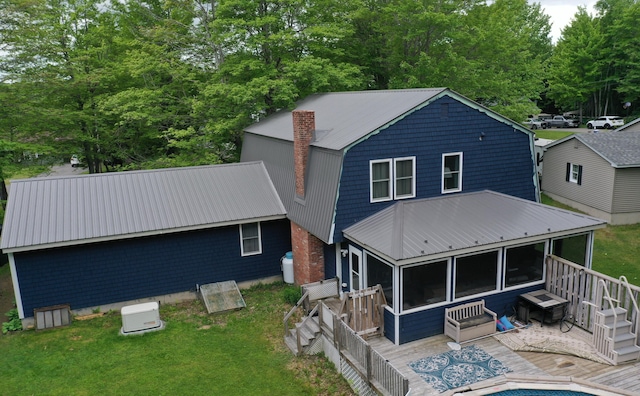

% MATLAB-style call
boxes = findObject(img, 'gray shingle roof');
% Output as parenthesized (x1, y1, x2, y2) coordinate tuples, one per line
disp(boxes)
(343, 190, 606, 263)
(1, 162, 286, 252)
(576, 131, 640, 167)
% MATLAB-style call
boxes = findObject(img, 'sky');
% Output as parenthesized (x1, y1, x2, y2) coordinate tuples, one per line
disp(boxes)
(533, 0, 598, 42)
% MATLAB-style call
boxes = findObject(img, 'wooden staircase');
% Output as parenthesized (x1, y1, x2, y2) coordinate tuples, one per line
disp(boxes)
(590, 277, 640, 365)
(283, 278, 340, 356)
(285, 314, 322, 355)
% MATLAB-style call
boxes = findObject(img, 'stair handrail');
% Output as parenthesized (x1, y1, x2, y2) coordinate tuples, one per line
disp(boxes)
(618, 276, 640, 340)
(295, 303, 320, 354)
(284, 290, 310, 336)
(598, 279, 621, 346)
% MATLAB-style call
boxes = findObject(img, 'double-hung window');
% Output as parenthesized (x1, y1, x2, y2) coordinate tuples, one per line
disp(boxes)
(442, 152, 462, 193)
(566, 163, 583, 185)
(370, 157, 415, 202)
(240, 222, 262, 256)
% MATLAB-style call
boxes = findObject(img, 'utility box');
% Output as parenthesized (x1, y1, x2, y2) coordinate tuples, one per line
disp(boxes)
(120, 302, 164, 335)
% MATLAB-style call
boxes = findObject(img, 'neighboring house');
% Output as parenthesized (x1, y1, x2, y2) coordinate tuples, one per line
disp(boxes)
(542, 130, 640, 225)
(534, 137, 555, 176)
(1, 162, 290, 324)
(615, 117, 640, 133)
(241, 88, 606, 344)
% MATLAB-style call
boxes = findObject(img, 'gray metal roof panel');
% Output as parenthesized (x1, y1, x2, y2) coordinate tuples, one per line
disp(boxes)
(575, 131, 640, 167)
(1, 162, 286, 251)
(245, 88, 447, 150)
(343, 190, 606, 262)
(241, 133, 341, 243)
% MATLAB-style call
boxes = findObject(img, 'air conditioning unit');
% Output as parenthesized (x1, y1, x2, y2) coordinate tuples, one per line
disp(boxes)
(120, 302, 165, 335)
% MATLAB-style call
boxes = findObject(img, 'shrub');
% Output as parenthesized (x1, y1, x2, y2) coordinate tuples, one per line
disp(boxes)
(283, 285, 302, 305)
(2, 308, 22, 334)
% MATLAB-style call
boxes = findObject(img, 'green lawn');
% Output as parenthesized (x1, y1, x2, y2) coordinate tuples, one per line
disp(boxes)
(541, 194, 640, 285)
(0, 283, 354, 396)
(534, 130, 576, 140)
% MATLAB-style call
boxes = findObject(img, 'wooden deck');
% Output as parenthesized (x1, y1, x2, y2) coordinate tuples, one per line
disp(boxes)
(366, 326, 640, 395)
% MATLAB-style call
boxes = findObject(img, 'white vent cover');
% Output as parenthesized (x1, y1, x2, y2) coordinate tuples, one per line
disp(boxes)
(120, 302, 164, 335)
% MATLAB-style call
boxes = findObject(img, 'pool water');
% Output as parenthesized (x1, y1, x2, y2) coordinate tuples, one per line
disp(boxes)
(489, 391, 595, 395)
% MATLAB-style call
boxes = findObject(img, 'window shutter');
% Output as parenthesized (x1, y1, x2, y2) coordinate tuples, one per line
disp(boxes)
(566, 163, 571, 182)
(577, 165, 583, 185)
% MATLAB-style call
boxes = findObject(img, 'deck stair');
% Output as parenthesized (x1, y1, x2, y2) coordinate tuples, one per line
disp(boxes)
(285, 315, 322, 355)
(591, 278, 640, 365)
(283, 278, 340, 355)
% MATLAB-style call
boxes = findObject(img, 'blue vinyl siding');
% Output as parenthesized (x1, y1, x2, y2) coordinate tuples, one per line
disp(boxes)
(324, 243, 336, 279)
(334, 96, 536, 243)
(15, 220, 291, 315)
(396, 285, 542, 344)
(383, 307, 395, 343)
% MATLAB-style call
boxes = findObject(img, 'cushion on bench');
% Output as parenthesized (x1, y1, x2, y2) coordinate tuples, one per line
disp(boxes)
(458, 313, 494, 329)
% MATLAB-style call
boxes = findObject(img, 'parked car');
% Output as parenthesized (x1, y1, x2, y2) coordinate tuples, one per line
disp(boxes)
(586, 116, 624, 130)
(548, 116, 579, 128)
(522, 118, 548, 130)
(70, 155, 80, 167)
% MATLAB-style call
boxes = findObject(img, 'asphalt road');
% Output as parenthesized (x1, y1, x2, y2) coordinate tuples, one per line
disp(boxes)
(37, 163, 86, 178)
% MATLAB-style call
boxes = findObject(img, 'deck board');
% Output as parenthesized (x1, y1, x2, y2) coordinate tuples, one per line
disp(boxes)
(366, 328, 640, 396)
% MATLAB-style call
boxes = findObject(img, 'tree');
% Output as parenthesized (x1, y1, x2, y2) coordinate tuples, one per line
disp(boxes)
(547, 7, 604, 116)
(382, 0, 552, 121)
(194, 0, 366, 161)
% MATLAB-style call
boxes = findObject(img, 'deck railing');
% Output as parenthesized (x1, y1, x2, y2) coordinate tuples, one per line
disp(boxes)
(545, 255, 640, 335)
(334, 316, 409, 396)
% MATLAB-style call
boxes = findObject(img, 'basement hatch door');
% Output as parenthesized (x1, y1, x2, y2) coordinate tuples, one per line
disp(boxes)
(199, 280, 246, 314)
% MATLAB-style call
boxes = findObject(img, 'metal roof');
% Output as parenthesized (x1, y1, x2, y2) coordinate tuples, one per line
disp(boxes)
(343, 190, 606, 264)
(245, 88, 448, 151)
(1, 162, 287, 252)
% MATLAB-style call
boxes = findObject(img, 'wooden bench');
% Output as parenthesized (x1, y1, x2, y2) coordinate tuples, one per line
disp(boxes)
(444, 300, 497, 343)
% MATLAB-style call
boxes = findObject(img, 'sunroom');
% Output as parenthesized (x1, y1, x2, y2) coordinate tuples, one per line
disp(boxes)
(342, 190, 607, 344)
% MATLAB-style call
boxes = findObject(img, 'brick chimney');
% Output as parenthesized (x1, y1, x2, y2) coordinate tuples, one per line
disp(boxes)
(290, 109, 324, 285)
(292, 110, 315, 198)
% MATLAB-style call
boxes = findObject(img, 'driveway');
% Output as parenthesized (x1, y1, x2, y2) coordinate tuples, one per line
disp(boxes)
(37, 163, 86, 178)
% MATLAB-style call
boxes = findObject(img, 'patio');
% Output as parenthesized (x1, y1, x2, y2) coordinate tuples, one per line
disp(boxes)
(366, 323, 640, 395)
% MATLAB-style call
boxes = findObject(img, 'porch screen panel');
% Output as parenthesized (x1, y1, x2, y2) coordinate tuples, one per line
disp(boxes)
(505, 242, 545, 287)
(402, 260, 447, 311)
(367, 254, 393, 308)
(455, 251, 498, 299)
(552, 234, 588, 266)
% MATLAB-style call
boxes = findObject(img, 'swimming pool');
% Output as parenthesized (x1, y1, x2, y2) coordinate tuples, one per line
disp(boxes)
(452, 378, 630, 396)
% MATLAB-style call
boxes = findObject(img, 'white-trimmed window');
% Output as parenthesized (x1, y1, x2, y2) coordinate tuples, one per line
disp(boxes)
(370, 159, 392, 202)
(442, 152, 462, 193)
(566, 163, 583, 185)
(240, 222, 262, 256)
(394, 157, 416, 199)
(370, 156, 415, 202)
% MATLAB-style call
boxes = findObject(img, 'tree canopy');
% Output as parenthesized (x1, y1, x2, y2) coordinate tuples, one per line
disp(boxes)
(0, 0, 638, 173)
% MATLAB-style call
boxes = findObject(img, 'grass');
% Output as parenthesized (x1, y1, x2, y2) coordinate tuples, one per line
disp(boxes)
(534, 130, 576, 140)
(541, 194, 640, 284)
(0, 283, 354, 396)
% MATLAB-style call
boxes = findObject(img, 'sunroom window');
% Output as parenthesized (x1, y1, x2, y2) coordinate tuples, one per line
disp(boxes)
(505, 242, 545, 287)
(402, 260, 447, 310)
(454, 251, 498, 298)
(552, 234, 588, 266)
(366, 254, 393, 308)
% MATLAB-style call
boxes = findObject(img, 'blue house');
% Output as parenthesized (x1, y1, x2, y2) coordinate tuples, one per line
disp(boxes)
(241, 88, 606, 344)
(1, 163, 291, 324)
(2, 88, 606, 343)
